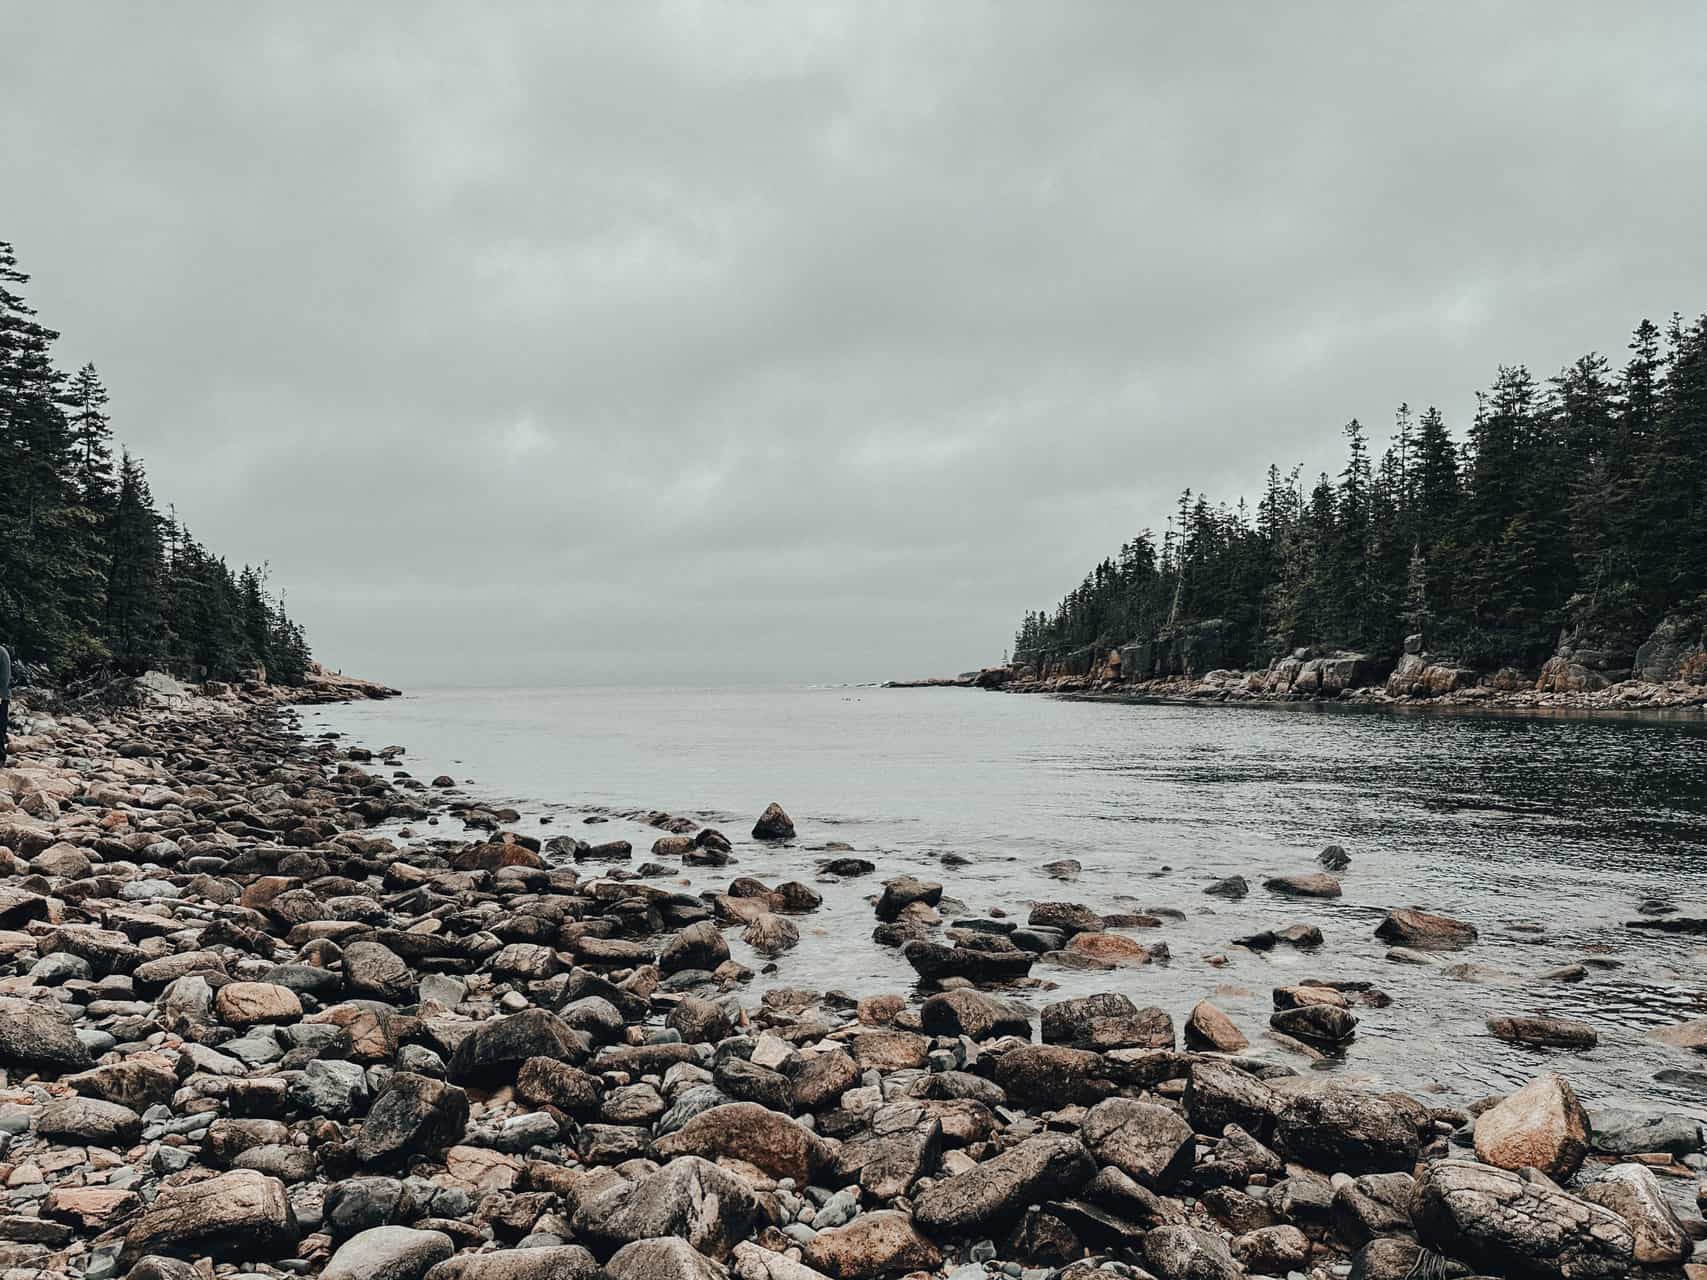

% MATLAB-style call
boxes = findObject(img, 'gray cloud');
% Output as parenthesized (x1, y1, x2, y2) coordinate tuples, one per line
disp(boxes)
(4, 1, 1705, 685)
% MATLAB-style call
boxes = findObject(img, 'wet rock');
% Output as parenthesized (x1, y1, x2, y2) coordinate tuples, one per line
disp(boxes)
(1264, 872, 1342, 897)
(1411, 1159, 1634, 1280)
(1203, 875, 1249, 899)
(323, 1226, 455, 1280)
(1028, 901, 1102, 935)
(1041, 991, 1139, 1045)
(752, 802, 796, 840)
(1185, 1000, 1249, 1052)
(804, 1209, 941, 1278)
(1579, 1162, 1688, 1265)
(1487, 1015, 1598, 1050)
(121, 1167, 299, 1264)
(742, 913, 799, 956)
(572, 1156, 762, 1260)
(1473, 1072, 1591, 1181)
(1269, 1003, 1357, 1044)
(875, 876, 942, 922)
(1062, 931, 1152, 966)
(1274, 1087, 1419, 1174)
(1319, 844, 1352, 870)
(661, 921, 732, 974)
(1080, 1097, 1195, 1190)
(653, 1102, 836, 1183)
(913, 1132, 1095, 1234)
(1374, 908, 1478, 950)
(1591, 1108, 1702, 1156)
(1041, 858, 1081, 880)
(902, 939, 1032, 984)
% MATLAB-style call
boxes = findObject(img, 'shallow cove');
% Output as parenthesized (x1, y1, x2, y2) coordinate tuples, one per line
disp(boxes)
(308, 684, 1707, 1119)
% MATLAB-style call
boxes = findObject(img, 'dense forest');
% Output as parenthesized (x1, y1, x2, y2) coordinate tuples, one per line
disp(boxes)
(0, 239, 312, 685)
(1015, 314, 1707, 675)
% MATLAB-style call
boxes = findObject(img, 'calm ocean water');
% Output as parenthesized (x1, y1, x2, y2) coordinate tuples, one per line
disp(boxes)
(307, 685, 1707, 1118)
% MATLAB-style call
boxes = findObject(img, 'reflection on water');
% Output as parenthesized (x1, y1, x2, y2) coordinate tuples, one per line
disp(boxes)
(308, 686, 1707, 1118)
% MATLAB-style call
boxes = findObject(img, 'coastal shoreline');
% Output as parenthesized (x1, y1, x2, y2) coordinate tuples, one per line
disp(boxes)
(889, 667, 1707, 718)
(1, 677, 1704, 1280)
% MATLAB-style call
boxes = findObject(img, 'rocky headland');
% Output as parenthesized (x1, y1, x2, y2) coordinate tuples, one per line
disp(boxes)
(0, 676, 1704, 1280)
(894, 622, 1707, 715)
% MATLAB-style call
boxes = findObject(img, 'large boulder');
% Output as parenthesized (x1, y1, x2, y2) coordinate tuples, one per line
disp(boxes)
(607, 1237, 729, 1280)
(1273, 1087, 1419, 1175)
(752, 803, 796, 840)
(121, 1168, 298, 1264)
(424, 1247, 603, 1280)
(572, 1156, 762, 1260)
(0, 997, 93, 1071)
(1580, 1163, 1688, 1265)
(660, 921, 731, 975)
(1184, 1000, 1249, 1053)
(357, 1073, 470, 1166)
(803, 1210, 942, 1278)
(920, 989, 1031, 1041)
(653, 1103, 836, 1183)
(875, 876, 942, 922)
(449, 1009, 589, 1085)
(1080, 1098, 1195, 1190)
(993, 1044, 1114, 1107)
(1374, 908, 1477, 950)
(901, 940, 1032, 984)
(1185, 1059, 1282, 1141)
(913, 1133, 1094, 1234)
(1411, 1159, 1634, 1280)
(323, 1226, 454, 1280)
(1473, 1073, 1591, 1181)
(1142, 1225, 1242, 1280)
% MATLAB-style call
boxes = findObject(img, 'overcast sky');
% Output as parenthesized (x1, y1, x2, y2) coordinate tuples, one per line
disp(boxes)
(3, 3, 1704, 687)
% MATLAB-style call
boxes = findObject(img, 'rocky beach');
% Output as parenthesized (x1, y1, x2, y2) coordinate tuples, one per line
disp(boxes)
(0, 677, 1705, 1280)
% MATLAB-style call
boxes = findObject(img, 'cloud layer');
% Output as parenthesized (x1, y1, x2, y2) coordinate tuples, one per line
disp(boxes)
(4, 2, 1704, 685)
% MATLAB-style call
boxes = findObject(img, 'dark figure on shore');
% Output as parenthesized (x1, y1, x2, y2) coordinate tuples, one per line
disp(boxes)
(0, 644, 10, 767)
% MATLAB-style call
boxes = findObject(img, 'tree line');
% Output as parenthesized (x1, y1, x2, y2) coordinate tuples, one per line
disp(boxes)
(0, 239, 312, 685)
(1015, 313, 1707, 673)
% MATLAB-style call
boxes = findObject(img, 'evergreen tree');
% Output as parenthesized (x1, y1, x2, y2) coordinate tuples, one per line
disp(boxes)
(104, 451, 166, 673)
(1019, 311, 1707, 682)
(0, 239, 320, 684)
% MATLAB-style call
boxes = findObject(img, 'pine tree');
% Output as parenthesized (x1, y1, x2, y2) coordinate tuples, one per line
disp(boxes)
(104, 451, 166, 673)
(65, 363, 115, 508)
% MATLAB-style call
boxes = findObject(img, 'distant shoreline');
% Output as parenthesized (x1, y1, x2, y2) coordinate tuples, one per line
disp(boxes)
(887, 666, 1707, 718)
